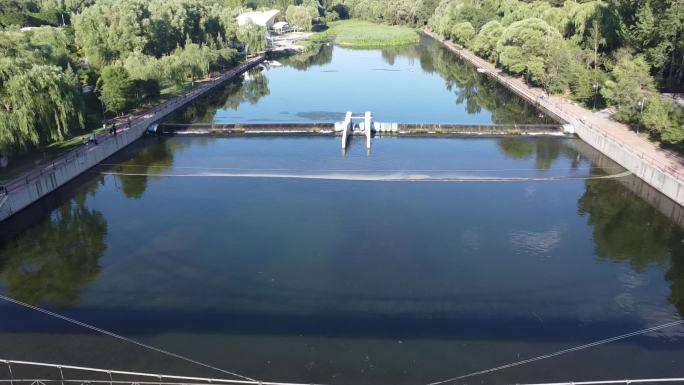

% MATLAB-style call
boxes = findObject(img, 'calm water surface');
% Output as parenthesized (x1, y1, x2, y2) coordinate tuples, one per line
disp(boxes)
(0, 37, 683, 385)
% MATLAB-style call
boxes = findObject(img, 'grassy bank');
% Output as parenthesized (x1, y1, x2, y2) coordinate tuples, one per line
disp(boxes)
(314, 20, 419, 48)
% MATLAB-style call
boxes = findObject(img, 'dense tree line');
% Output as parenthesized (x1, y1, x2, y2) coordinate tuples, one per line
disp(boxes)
(0, 0, 269, 157)
(333, 0, 683, 146)
(426, 0, 684, 145)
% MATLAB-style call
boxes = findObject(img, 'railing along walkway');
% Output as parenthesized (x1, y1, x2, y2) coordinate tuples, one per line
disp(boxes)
(1, 56, 265, 195)
(424, 29, 684, 182)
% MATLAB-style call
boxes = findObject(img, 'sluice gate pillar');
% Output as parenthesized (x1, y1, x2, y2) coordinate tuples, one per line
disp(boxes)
(364, 111, 372, 149)
(338, 111, 352, 150)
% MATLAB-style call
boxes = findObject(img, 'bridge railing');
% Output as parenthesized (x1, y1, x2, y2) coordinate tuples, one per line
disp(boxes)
(0, 359, 310, 385)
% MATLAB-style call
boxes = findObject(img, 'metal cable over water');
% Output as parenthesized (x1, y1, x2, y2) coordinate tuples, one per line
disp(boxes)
(0, 293, 258, 382)
(425, 319, 684, 385)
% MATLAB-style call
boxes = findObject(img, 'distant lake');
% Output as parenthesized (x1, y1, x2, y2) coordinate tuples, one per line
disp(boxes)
(0, 36, 682, 385)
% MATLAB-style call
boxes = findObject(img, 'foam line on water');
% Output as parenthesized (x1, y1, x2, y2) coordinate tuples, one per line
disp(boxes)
(100, 170, 632, 182)
(99, 163, 627, 172)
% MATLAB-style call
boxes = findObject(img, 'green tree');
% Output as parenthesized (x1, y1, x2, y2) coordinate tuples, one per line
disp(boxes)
(286, 5, 315, 31)
(122, 51, 162, 81)
(600, 55, 656, 122)
(496, 18, 562, 85)
(237, 21, 267, 53)
(176, 40, 214, 85)
(471, 20, 505, 61)
(0, 63, 84, 151)
(97, 64, 134, 114)
(539, 38, 573, 94)
(450, 21, 475, 45)
(72, 0, 150, 67)
(641, 96, 684, 145)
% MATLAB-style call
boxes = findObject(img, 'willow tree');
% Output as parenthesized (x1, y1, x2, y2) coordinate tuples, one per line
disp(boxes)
(0, 63, 84, 151)
(237, 22, 267, 54)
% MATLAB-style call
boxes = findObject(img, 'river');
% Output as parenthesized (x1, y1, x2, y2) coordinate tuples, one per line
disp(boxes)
(0, 35, 682, 385)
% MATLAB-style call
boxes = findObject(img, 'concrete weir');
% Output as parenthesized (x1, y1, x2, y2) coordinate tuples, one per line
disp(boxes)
(159, 117, 569, 156)
(160, 120, 567, 140)
(0, 55, 266, 222)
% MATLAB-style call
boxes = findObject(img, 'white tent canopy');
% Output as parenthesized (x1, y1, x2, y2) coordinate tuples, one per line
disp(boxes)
(236, 10, 280, 28)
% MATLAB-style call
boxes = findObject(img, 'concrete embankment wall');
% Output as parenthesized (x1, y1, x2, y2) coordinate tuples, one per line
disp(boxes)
(0, 56, 265, 222)
(573, 123, 684, 206)
(424, 30, 684, 208)
(0, 126, 145, 221)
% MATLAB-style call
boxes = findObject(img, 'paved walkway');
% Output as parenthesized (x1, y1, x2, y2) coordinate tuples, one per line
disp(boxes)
(0, 56, 265, 195)
(424, 30, 684, 182)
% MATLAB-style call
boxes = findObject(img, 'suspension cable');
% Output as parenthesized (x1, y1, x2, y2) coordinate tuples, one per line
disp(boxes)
(0, 294, 257, 382)
(425, 319, 684, 385)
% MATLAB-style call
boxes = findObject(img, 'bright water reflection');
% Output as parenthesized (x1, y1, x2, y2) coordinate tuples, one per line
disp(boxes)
(169, 36, 554, 125)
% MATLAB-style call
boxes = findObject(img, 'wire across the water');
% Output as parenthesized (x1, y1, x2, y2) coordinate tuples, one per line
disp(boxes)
(0, 294, 258, 382)
(424, 319, 684, 385)
(99, 170, 632, 182)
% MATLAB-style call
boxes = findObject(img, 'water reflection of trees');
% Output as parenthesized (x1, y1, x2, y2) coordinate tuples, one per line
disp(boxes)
(116, 139, 182, 199)
(496, 138, 580, 170)
(579, 178, 684, 317)
(380, 37, 553, 125)
(0, 181, 107, 307)
(114, 137, 217, 199)
(169, 68, 270, 124)
(278, 43, 334, 71)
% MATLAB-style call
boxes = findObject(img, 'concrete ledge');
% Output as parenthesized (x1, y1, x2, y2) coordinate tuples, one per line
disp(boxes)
(573, 123, 684, 207)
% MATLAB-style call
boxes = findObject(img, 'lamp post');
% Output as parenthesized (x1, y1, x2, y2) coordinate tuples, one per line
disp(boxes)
(592, 81, 600, 111)
(100, 99, 107, 130)
(636, 98, 644, 134)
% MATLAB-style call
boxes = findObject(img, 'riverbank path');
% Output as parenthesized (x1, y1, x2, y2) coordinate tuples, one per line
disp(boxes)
(424, 30, 684, 183)
(0, 55, 265, 194)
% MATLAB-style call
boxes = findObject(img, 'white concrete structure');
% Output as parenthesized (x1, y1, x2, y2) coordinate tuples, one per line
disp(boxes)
(341, 112, 352, 150)
(364, 111, 372, 149)
(272, 21, 289, 34)
(237, 10, 280, 28)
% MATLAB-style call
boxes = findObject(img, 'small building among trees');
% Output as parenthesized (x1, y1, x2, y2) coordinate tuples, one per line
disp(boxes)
(236, 10, 280, 29)
(272, 21, 289, 34)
